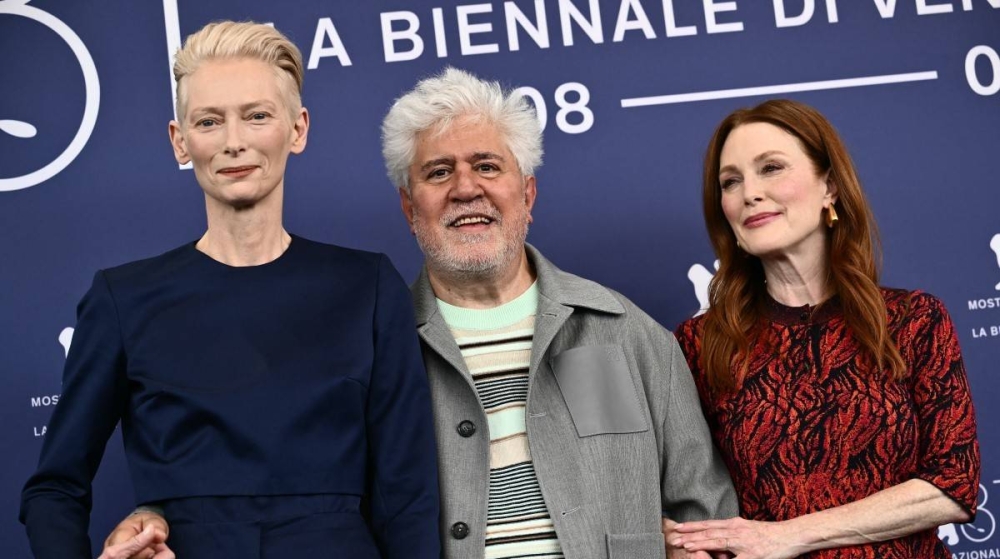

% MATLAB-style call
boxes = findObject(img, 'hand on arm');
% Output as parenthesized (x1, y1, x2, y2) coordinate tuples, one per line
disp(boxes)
(669, 478, 968, 558)
(100, 521, 173, 559)
(663, 517, 730, 559)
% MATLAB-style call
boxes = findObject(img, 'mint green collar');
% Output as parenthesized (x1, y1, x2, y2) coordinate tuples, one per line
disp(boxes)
(436, 282, 538, 330)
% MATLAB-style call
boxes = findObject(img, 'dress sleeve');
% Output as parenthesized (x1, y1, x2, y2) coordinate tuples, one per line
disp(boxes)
(20, 271, 130, 558)
(903, 293, 980, 515)
(674, 317, 715, 412)
(366, 255, 441, 559)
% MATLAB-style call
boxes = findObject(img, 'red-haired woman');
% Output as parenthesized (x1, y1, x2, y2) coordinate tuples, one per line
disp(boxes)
(669, 99, 979, 558)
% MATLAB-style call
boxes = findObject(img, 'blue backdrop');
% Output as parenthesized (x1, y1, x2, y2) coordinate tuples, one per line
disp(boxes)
(2, 0, 999, 556)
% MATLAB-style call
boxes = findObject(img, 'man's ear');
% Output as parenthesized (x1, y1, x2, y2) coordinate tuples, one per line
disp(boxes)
(168, 121, 191, 165)
(523, 175, 537, 222)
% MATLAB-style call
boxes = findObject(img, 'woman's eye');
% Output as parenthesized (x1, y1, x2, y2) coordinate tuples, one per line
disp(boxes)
(761, 162, 783, 173)
(720, 177, 739, 190)
(250, 112, 268, 121)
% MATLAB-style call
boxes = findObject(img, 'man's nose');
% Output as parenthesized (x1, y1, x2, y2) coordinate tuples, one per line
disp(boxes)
(451, 166, 484, 200)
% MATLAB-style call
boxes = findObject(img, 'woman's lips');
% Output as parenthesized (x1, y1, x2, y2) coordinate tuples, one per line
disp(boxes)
(218, 166, 257, 179)
(744, 212, 780, 228)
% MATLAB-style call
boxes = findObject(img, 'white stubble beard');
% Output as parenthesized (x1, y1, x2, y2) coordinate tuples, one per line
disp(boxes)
(413, 202, 530, 281)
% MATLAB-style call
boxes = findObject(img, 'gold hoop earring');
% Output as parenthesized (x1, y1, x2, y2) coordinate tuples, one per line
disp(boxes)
(825, 205, 839, 228)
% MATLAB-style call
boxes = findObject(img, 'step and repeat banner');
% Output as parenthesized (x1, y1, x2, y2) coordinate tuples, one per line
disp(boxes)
(2, 0, 998, 556)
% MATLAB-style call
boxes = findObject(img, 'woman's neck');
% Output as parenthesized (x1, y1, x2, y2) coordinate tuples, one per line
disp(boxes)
(761, 252, 832, 307)
(198, 198, 290, 266)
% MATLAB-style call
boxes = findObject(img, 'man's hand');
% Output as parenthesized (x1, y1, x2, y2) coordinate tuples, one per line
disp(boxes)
(100, 512, 173, 559)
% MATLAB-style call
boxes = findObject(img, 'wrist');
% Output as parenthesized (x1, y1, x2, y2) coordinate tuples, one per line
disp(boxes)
(779, 515, 821, 555)
(132, 504, 165, 517)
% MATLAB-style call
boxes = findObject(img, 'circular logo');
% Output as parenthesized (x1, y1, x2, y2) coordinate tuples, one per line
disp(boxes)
(0, 0, 100, 192)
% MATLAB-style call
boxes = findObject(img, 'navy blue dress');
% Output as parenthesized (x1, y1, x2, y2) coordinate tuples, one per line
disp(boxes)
(20, 236, 440, 559)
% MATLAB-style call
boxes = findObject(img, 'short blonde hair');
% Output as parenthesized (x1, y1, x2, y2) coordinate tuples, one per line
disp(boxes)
(173, 21, 304, 121)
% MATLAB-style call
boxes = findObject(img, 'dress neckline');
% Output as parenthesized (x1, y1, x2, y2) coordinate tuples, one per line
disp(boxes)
(188, 234, 300, 271)
(762, 291, 841, 325)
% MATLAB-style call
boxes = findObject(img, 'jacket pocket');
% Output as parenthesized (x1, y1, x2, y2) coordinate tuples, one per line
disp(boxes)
(606, 532, 667, 559)
(551, 344, 648, 437)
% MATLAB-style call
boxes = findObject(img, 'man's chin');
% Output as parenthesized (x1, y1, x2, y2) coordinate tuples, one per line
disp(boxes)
(423, 246, 507, 276)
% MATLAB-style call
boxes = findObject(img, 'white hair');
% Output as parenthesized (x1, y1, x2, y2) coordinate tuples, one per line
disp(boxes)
(380, 67, 543, 193)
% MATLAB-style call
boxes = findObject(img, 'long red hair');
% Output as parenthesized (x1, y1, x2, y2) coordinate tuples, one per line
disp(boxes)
(700, 99, 906, 392)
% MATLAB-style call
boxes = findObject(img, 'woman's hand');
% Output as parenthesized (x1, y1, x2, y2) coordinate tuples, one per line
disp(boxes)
(669, 517, 803, 559)
(100, 512, 173, 559)
(664, 517, 734, 559)
(98, 524, 174, 559)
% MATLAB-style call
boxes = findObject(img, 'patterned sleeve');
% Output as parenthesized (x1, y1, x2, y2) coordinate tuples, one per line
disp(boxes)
(902, 292, 981, 515)
(674, 316, 713, 410)
(674, 318, 701, 374)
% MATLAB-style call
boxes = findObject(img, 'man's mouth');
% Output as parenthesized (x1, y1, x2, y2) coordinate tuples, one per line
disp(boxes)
(450, 215, 494, 227)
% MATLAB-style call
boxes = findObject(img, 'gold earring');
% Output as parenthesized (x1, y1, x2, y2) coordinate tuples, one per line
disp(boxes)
(825, 205, 839, 228)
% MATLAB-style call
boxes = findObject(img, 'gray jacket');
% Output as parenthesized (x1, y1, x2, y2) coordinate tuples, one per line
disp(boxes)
(411, 244, 738, 559)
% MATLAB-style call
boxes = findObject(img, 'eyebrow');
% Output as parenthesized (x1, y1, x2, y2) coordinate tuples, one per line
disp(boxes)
(469, 151, 505, 164)
(188, 100, 278, 118)
(719, 150, 787, 175)
(419, 157, 455, 173)
(418, 152, 506, 173)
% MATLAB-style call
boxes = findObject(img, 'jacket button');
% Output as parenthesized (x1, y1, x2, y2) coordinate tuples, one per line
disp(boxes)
(457, 420, 476, 438)
(451, 521, 470, 539)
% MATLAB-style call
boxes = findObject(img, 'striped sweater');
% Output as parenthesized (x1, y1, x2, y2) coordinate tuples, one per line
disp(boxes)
(437, 283, 564, 559)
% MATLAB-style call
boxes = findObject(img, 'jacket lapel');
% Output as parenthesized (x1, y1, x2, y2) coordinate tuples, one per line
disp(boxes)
(411, 267, 473, 382)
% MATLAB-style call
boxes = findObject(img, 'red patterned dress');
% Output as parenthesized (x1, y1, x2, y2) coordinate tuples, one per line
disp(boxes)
(676, 289, 980, 558)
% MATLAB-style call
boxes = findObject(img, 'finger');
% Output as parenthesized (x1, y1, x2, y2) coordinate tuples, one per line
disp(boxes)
(674, 520, 732, 533)
(101, 526, 157, 559)
(681, 536, 730, 553)
(152, 542, 176, 559)
(663, 518, 682, 543)
(144, 516, 170, 539)
(132, 529, 169, 559)
(105, 525, 140, 547)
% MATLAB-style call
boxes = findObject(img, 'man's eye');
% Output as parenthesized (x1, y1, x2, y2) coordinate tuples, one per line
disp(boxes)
(429, 169, 449, 179)
(196, 119, 217, 128)
(250, 112, 268, 121)
(477, 164, 498, 172)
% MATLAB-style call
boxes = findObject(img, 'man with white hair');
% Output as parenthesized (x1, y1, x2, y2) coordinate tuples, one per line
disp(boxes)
(106, 67, 736, 559)
(382, 67, 736, 559)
